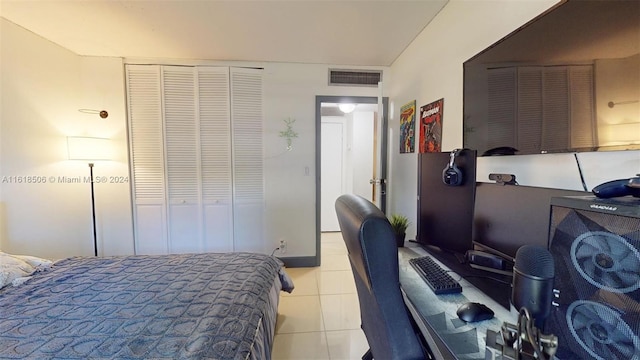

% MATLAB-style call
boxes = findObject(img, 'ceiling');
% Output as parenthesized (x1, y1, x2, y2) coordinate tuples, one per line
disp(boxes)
(0, 0, 448, 66)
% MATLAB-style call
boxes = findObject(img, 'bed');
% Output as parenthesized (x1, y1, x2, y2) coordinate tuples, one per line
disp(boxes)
(0, 251, 293, 359)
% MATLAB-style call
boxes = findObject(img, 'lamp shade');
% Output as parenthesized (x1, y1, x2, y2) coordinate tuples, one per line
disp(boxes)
(67, 136, 112, 161)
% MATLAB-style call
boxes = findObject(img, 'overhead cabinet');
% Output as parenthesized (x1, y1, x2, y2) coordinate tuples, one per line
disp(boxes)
(126, 65, 264, 255)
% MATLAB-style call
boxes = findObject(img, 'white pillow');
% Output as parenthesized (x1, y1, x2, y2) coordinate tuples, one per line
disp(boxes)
(14, 254, 53, 271)
(0, 253, 34, 288)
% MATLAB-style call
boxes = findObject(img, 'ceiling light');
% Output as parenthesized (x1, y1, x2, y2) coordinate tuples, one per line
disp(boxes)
(339, 103, 356, 114)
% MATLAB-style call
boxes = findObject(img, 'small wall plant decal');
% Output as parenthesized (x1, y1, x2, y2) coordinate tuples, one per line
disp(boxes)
(279, 117, 299, 150)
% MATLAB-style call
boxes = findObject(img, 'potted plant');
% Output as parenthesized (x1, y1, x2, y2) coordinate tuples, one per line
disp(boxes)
(389, 214, 410, 247)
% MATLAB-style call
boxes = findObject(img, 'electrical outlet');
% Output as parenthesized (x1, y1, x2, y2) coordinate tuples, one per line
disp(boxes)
(279, 239, 287, 254)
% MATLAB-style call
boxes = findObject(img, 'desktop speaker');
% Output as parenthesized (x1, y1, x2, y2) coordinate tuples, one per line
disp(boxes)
(546, 195, 640, 360)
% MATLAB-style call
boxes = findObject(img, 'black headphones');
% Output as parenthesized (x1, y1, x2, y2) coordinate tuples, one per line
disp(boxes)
(442, 149, 464, 186)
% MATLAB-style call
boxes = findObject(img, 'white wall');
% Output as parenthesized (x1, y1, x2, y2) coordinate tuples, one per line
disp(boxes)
(1, 18, 387, 259)
(262, 63, 384, 256)
(387, 0, 640, 239)
(0, 19, 133, 258)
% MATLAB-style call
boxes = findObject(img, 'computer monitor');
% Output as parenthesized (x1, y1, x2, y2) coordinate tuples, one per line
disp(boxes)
(416, 150, 477, 254)
(472, 182, 588, 262)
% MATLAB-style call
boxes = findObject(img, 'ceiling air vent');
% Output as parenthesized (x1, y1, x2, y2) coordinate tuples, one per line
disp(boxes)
(329, 69, 382, 87)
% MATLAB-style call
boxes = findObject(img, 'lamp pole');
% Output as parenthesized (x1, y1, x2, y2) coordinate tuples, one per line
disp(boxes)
(89, 163, 98, 256)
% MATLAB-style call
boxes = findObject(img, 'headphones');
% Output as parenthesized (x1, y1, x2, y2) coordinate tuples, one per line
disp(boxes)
(442, 148, 464, 186)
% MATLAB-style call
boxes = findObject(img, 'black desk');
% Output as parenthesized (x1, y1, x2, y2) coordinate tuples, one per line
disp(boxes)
(399, 243, 517, 359)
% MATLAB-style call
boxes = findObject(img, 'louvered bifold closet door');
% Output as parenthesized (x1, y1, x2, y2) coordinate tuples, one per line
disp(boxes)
(126, 65, 169, 255)
(162, 66, 203, 253)
(198, 67, 234, 252)
(487, 68, 517, 150)
(230, 68, 264, 252)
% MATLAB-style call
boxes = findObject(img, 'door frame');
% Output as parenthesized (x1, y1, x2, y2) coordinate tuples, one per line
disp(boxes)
(315, 95, 390, 266)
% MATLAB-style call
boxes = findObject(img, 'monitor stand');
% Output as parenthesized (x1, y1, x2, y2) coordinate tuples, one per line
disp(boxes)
(416, 150, 477, 254)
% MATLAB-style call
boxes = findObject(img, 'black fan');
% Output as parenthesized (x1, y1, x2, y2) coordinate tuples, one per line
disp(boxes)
(571, 231, 640, 293)
(567, 301, 640, 360)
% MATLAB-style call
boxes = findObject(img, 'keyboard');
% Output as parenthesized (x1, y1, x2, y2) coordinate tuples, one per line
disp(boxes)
(409, 256, 463, 295)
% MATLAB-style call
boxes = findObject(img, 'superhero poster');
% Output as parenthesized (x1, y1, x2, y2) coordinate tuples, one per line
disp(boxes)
(419, 98, 444, 153)
(399, 100, 416, 153)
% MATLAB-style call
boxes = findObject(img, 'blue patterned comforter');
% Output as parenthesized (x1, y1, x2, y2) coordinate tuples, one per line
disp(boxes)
(0, 252, 292, 359)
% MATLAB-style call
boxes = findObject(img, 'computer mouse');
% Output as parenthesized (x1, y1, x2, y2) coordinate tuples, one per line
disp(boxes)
(456, 302, 494, 323)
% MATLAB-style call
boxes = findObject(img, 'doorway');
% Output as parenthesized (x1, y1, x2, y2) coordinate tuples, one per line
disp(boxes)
(315, 95, 389, 265)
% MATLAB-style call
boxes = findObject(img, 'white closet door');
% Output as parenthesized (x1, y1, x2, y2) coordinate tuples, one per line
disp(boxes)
(230, 67, 264, 253)
(162, 66, 202, 254)
(127, 65, 264, 255)
(126, 65, 168, 255)
(198, 67, 234, 252)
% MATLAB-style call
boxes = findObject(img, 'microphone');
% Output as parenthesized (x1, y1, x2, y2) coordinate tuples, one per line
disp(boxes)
(511, 245, 555, 329)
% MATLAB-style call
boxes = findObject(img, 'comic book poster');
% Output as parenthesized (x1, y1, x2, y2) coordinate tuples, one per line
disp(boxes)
(419, 98, 444, 153)
(399, 100, 416, 153)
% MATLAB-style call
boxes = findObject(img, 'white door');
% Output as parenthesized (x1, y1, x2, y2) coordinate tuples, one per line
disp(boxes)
(350, 111, 376, 203)
(321, 121, 344, 232)
(126, 65, 169, 255)
(230, 68, 265, 252)
(162, 66, 202, 254)
(374, 83, 384, 208)
(198, 67, 234, 253)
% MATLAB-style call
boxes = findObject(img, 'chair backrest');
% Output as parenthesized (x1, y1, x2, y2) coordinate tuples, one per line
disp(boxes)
(335, 194, 425, 360)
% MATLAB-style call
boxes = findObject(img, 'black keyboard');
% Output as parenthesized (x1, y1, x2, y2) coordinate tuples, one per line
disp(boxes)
(409, 256, 463, 295)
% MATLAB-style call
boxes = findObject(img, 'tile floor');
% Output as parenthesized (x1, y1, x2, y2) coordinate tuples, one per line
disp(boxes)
(271, 232, 369, 360)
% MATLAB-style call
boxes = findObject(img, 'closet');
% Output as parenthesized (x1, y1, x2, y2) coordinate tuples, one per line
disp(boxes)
(125, 65, 263, 255)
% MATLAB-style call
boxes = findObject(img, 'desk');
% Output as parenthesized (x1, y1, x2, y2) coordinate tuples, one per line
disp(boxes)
(399, 243, 517, 359)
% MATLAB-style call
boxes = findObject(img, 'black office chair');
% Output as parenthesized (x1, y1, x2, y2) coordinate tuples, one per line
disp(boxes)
(335, 194, 429, 360)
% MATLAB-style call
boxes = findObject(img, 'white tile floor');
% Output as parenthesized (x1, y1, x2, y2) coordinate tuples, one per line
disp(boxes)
(272, 232, 369, 360)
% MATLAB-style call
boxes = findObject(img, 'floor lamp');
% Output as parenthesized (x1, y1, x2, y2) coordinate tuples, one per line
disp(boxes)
(67, 136, 112, 257)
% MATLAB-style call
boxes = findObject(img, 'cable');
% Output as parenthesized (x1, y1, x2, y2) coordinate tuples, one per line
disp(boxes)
(574, 153, 588, 191)
(271, 247, 281, 256)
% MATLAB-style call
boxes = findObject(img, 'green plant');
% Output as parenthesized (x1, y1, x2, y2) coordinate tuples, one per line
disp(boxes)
(389, 214, 410, 235)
